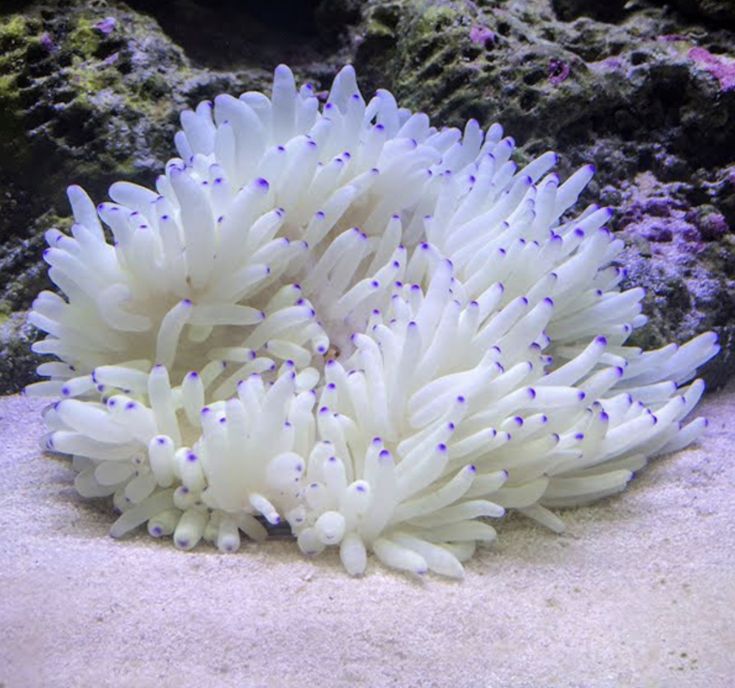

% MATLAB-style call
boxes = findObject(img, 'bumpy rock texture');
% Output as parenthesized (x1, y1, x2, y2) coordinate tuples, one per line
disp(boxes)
(1, 0, 734, 393)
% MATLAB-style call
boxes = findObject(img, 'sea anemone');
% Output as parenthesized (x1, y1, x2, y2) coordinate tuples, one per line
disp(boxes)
(26, 64, 719, 578)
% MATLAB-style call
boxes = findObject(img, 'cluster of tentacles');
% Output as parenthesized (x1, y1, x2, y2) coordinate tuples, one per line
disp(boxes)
(27, 65, 718, 577)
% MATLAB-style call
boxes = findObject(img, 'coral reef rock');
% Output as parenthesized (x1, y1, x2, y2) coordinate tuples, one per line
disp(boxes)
(1, 0, 733, 392)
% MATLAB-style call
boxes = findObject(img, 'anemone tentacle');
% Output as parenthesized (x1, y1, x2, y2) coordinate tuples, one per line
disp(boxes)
(28, 64, 719, 578)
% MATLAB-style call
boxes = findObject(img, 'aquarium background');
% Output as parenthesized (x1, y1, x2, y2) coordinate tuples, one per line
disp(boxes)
(0, 0, 733, 394)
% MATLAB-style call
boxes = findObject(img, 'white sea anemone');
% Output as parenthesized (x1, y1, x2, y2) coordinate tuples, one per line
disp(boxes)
(27, 64, 719, 578)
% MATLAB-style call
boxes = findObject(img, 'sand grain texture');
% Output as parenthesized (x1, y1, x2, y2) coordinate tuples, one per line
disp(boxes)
(1, 386, 734, 688)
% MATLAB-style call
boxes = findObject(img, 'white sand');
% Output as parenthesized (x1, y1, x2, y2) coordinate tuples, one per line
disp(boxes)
(1, 386, 733, 688)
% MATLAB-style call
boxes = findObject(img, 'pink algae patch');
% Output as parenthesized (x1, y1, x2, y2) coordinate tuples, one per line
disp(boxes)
(548, 59, 570, 85)
(469, 25, 495, 46)
(688, 47, 735, 91)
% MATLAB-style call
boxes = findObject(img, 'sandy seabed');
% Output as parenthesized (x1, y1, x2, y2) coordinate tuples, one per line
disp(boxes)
(0, 383, 733, 688)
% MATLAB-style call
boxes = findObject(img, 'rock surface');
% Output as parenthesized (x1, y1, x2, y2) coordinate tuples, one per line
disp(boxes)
(1, 0, 733, 392)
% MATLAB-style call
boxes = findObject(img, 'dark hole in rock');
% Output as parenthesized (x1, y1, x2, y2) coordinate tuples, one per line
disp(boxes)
(520, 90, 539, 111)
(551, 0, 627, 23)
(0, 0, 36, 14)
(125, 0, 356, 70)
(523, 68, 545, 86)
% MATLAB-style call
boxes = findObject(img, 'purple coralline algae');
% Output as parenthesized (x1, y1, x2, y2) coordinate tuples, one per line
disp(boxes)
(469, 25, 495, 47)
(548, 59, 570, 85)
(688, 47, 735, 91)
(93, 17, 117, 36)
